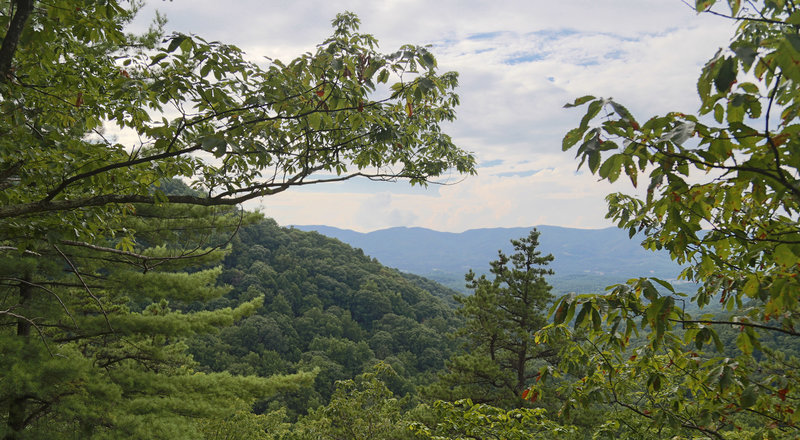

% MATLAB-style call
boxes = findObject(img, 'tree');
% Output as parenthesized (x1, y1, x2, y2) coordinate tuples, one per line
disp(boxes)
(0, 3, 473, 242)
(408, 399, 579, 440)
(536, 1, 800, 438)
(0, 1, 474, 437)
(0, 199, 313, 439)
(290, 363, 410, 440)
(432, 229, 557, 407)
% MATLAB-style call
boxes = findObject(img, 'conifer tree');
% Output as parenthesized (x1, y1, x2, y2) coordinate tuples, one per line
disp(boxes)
(431, 229, 557, 407)
(0, 199, 312, 439)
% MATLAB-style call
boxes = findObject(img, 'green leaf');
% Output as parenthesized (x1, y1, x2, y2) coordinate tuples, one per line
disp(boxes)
(642, 281, 659, 302)
(588, 151, 601, 173)
(609, 100, 633, 122)
(773, 244, 797, 267)
(420, 51, 436, 69)
(789, 10, 800, 25)
(786, 33, 800, 54)
(740, 385, 758, 408)
(200, 135, 227, 156)
(732, 44, 758, 69)
(167, 34, 188, 53)
(579, 100, 604, 129)
(377, 69, 389, 84)
(719, 365, 733, 391)
(574, 302, 590, 328)
(554, 302, 568, 324)
(650, 278, 676, 294)
(591, 308, 602, 331)
(742, 275, 759, 297)
(308, 112, 322, 130)
(714, 57, 737, 93)
(736, 331, 754, 355)
(562, 127, 585, 151)
(598, 154, 618, 180)
(564, 95, 595, 108)
(695, 0, 715, 11)
(727, 0, 741, 15)
(713, 103, 724, 123)
(149, 52, 168, 66)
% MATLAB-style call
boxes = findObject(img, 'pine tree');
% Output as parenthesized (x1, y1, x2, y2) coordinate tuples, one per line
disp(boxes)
(430, 229, 557, 407)
(0, 200, 312, 439)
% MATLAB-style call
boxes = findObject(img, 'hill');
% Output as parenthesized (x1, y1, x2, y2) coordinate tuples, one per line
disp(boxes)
(187, 219, 464, 418)
(292, 225, 687, 294)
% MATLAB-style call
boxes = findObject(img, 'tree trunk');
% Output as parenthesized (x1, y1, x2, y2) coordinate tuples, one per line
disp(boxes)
(516, 340, 527, 394)
(5, 276, 33, 440)
(0, 0, 35, 82)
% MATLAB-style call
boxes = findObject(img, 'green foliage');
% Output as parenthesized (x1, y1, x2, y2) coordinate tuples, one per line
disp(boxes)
(408, 399, 579, 440)
(288, 364, 579, 440)
(290, 364, 410, 440)
(198, 408, 291, 440)
(0, 2, 474, 246)
(186, 219, 463, 418)
(1, 1, 473, 437)
(0, 204, 314, 439)
(538, 2, 800, 438)
(430, 230, 558, 408)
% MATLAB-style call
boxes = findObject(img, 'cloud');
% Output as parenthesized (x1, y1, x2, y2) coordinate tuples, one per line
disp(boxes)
(131, 1, 735, 232)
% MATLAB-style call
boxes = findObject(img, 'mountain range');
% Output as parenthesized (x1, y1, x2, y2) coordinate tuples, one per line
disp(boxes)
(292, 225, 688, 294)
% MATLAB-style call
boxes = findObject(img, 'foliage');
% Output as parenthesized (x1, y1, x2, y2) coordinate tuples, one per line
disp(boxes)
(198, 408, 291, 440)
(290, 364, 579, 440)
(289, 364, 411, 440)
(0, 200, 313, 439)
(407, 399, 579, 440)
(429, 230, 558, 408)
(0, 1, 473, 437)
(537, 1, 800, 438)
(0, 2, 474, 245)
(188, 219, 463, 418)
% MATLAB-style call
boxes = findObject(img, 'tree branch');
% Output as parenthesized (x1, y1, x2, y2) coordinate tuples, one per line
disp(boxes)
(0, 308, 53, 356)
(669, 318, 799, 337)
(43, 144, 203, 202)
(53, 245, 113, 333)
(3, 277, 76, 328)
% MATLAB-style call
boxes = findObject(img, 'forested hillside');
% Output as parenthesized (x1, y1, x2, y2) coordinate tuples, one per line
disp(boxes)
(186, 219, 463, 418)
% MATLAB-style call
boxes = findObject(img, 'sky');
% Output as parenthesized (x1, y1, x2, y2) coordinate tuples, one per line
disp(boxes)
(132, 1, 736, 232)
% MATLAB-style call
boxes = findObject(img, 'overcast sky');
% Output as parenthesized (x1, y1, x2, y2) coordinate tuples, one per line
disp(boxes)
(133, 1, 735, 232)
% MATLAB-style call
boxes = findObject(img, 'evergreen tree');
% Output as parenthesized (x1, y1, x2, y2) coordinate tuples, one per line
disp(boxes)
(430, 229, 557, 407)
(0, 201, 312, 439)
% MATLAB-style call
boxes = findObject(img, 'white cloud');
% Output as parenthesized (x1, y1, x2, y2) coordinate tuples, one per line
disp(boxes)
(133, 1, 735, 232)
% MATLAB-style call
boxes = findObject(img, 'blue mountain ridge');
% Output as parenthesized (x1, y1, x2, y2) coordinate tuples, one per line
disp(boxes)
(292, 225, 687, 294)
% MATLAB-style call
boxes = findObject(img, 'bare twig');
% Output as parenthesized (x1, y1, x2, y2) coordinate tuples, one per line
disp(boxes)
(0, 308, 53, 356)
(53, 245, 113, 333)
(4, 277, 76, 328)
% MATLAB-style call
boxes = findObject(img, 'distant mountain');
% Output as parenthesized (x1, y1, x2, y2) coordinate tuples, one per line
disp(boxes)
(292, 225, 687, 294)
